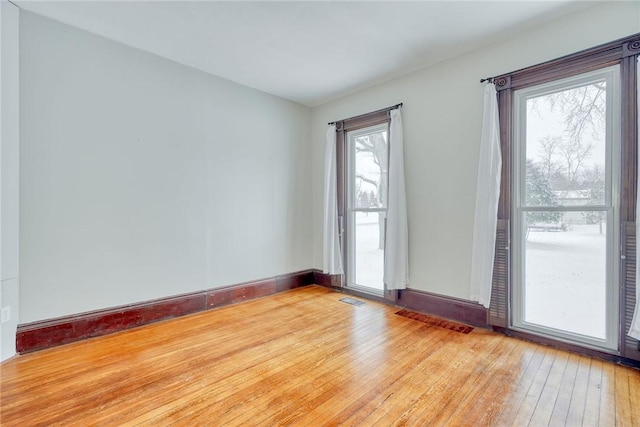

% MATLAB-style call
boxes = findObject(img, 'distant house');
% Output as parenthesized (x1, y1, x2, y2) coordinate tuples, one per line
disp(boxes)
(554, 190, 592, 225)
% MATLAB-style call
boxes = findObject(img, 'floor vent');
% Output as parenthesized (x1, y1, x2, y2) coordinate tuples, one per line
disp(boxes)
(339, 297, 366, 307)
(395, 309, 474, 334)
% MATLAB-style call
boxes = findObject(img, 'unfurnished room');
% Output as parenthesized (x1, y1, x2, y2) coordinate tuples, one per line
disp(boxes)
(1, 0, 640, 425)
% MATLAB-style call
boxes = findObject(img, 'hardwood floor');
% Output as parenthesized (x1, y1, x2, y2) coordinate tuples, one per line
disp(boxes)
(1, 285, 639, 426)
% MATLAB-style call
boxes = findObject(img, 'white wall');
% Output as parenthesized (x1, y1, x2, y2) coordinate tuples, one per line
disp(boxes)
(311, 1, 640, 300)
(15, 1, 640, 327)
(1, 0, 20, 361)
(19, 11, 312, 323)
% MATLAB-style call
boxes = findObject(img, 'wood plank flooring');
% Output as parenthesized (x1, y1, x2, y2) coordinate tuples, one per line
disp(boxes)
(1, 285, 638, 426)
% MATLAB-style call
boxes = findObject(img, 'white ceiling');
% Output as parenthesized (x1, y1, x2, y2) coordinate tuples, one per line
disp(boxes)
(15, 0, 600, 106)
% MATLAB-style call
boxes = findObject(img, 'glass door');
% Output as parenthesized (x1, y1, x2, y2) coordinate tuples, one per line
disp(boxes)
(346, 123, 389, 295)
(512, 66, 620, 350)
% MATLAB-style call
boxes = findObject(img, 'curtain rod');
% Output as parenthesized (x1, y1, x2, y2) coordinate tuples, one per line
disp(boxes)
(481, 32, 640, 85)
(328, 103, 403, 126)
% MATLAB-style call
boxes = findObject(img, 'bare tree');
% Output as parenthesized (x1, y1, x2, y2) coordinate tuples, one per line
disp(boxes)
(354, 132, 387, 249)
(547, 83, 606, 143)
(529, 82, 604, 190)
(537, 135, 563, 179)
(535, 134, 592, 189)
(558, 138, 593, 186)
(525, 81, 608, 236)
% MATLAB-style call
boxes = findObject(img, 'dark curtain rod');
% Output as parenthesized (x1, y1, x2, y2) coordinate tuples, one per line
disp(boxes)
(328, 103, 403, 126)
(480, 31, 640, 84)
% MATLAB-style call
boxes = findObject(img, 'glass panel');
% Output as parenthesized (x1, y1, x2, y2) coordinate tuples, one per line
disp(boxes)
(353, 211, 385, 290)
(525, 81, 607, 207)
(523, 211, 607, 339)
(347, 124, 388, 294)
(353, 130, 388, 209)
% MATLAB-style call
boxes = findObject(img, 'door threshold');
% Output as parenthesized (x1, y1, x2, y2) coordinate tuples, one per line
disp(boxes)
(501, 326, 627, 364)
(338, 286, 395, 306)
(510, 322, 616, 353)
(345, 284, 384, 298)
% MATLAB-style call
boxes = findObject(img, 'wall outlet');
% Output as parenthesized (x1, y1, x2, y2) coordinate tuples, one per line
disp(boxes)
(1, 307, 10, 324)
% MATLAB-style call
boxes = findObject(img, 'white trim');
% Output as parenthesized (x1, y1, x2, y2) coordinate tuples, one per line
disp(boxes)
(345, 123, 388, 295)
(512, 66, 620, 351)
(1, 0, 20, 362)
(630, 56, 640, 340)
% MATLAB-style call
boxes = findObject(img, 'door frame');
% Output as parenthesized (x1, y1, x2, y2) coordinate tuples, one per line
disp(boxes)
(510, 66, 621, 351)
(487, 33, 639, 359)
(345, 123, 390, 297)
(333, 108, 398, 303)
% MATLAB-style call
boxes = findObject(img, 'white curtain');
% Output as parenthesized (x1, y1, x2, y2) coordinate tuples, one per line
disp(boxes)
(384, 109, 409, 290)
(323, 125, 344, 274)
(629, 57, 640, 340)
(470, 84, 502, 308)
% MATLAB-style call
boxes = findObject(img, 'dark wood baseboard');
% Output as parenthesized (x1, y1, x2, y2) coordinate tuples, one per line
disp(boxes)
(397, 288, 488, 327)
(494, 327, 640, 369)
(312, 271, 640, 367)
(312, 272, 487, 327)
(16, 270, 314, 354)
(312, 271, 343, 288)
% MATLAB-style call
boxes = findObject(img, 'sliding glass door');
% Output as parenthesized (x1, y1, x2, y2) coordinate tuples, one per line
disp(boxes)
(512, 66, 620, 350)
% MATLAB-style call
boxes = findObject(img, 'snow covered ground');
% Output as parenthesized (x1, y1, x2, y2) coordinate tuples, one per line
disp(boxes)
(353, 212, 385, 291)
(351, 214, 608, 341)
(524, 223, 607, 339)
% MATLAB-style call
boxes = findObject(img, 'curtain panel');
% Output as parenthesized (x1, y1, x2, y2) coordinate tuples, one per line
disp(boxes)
(323, 125, 344, 275)
(383, 109, 409, 290)
(470, 84, 502, 308)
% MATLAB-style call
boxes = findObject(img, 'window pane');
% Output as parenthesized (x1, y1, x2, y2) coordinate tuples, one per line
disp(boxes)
(523, 211, 607, 339)
(353, 211, 385, 290)
(347, 123, 388, 295)
(354, 130, 387, 209)
(525, 81, 606, 207)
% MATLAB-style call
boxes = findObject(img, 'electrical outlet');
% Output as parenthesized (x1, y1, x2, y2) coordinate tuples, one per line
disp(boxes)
(1, 307, 10, 324)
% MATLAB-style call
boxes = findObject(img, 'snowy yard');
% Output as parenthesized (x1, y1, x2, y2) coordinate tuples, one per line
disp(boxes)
(524, 223, 607, 339)
(351, 213, 608, 340)
(353, 212, 385, 291)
